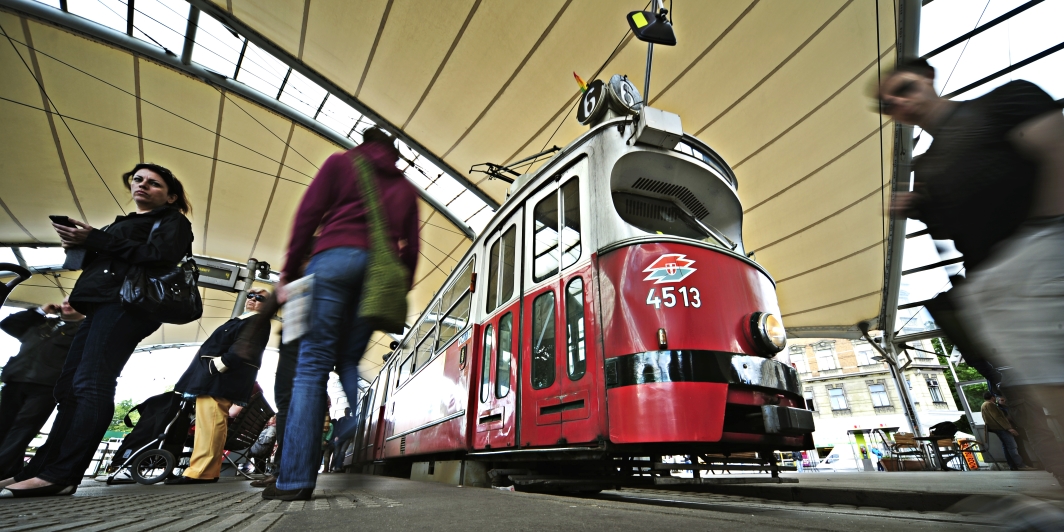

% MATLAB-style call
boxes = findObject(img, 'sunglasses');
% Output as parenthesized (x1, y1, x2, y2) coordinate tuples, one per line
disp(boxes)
(878, 79, 920, 114)
(246, 293, 267, 302)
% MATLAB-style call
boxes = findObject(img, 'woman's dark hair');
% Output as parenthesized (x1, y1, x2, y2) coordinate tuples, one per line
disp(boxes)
(122, 163, 192, 215)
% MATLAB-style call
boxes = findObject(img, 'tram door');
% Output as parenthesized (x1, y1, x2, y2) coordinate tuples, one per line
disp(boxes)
(474, 213, 522, 450)
(520, 169, 598, 447)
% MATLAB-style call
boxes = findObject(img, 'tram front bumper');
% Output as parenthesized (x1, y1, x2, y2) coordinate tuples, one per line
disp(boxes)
(761, 405, 815, 435)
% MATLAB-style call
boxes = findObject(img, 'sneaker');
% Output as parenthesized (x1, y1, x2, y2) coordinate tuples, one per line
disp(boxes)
(261, 484, 313, 501)
(250, 475, 276, 488)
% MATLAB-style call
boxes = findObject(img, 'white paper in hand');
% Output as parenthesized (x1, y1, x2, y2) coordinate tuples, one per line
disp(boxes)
(281, 274, 314, 344)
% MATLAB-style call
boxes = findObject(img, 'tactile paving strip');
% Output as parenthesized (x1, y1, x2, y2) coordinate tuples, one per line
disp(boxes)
(0, 487, 402, 531)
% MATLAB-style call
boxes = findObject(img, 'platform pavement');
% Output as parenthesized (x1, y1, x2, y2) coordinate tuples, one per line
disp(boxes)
(675, 470, 1064, 511)
(0, 471, 1056, 531)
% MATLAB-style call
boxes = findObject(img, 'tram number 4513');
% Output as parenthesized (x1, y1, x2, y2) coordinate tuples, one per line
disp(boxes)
(646, 287, 701, 308)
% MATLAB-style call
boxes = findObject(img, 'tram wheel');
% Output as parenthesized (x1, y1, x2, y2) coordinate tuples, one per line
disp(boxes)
(131, 449, 175, 485)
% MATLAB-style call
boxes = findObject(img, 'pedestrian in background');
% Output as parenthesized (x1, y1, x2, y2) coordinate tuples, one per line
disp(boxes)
(0, 301, 84, 480)
(166, 288, 271, 485)
(263, 127, 420, 500)
(981, 391, 1032, 471)
(2, 164, 193, 497)
(879, 58, 1064, 483)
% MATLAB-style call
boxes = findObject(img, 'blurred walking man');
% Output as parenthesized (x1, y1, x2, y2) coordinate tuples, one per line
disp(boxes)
(264, 128, 420, 500)
(0, 301, 84, 481)
(880, 59, 1064, 482)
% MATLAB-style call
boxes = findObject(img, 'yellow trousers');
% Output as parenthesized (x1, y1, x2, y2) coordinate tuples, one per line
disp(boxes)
(183, 395, 232, 479)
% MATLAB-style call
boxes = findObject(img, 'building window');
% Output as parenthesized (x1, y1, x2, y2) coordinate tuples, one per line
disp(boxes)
(815, 347, 837, 371)
(790, 349, 809, 374)
(828, 388, 848, 410)
(854, 343, 876, 366)
(928, 379, 945, 403)
(869, 384, 890, 407)
(804, 390, 816, 411)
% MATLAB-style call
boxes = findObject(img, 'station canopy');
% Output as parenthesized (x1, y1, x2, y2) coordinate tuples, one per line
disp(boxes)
(0, 0, 900, 379)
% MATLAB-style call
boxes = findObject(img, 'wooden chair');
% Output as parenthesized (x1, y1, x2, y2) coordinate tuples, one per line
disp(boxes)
(887, 432, 928, 471)
(222, 393, 275, 479)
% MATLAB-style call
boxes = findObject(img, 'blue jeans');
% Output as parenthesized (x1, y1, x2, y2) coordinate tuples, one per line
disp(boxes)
(277, 247, 373, 490)
(992, 429, 1026, 470)
(15, 303, 159, 485)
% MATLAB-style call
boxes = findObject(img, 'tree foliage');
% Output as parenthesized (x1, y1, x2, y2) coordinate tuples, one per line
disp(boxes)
(930, 337, 987, 410)
(109, 399, 139, 433)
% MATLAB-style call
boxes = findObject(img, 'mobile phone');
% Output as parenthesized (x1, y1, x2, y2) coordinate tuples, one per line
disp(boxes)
(49, 215, 76, 227)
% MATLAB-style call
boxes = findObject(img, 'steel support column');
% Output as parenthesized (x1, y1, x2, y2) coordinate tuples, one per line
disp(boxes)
(878, 0, 921, 341)
(231, 258, 257, 319)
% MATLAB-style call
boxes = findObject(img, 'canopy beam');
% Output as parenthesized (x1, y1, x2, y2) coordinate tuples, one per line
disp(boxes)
(0, 0, 477, 240)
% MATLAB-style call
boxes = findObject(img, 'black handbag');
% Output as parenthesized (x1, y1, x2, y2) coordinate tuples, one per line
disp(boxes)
(120, 220, 203, 324)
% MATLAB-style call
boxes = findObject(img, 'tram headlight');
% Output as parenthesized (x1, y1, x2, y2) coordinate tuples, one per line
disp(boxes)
(750, 312, 787, 354)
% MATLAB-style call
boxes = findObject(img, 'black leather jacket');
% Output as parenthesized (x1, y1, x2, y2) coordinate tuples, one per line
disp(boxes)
(69, 206, 193, 314)
(174, 315, 269, 404)
(0, 309, 82, 386)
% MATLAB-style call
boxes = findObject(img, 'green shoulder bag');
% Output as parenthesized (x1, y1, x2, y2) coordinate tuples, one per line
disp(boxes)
(351, 154, 409, 334)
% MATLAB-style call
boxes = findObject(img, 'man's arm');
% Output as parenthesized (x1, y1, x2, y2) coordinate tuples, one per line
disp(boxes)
(1011, 110, 1064, 217)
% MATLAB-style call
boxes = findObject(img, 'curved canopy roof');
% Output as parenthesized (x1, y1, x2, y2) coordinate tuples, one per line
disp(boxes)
(1, 0, 905, 380)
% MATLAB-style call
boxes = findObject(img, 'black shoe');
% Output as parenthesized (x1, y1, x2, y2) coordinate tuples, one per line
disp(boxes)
(261, 484, 313, 501)
(250, 475, 276, 488)
(163, 476, 219, 485)
(3, 483, 77, 498)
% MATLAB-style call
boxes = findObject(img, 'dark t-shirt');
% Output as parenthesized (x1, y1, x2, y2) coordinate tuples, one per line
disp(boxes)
(912, 80, 1059, 268)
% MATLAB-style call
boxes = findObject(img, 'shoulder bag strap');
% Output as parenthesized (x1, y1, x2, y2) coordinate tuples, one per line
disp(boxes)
(349, 154, 392, 254)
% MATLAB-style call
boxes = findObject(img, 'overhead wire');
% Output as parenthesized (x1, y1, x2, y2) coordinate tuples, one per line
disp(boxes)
(0, 20, 126, 215)
(516, 0, 649, 175)
(938, 0, 992, 96)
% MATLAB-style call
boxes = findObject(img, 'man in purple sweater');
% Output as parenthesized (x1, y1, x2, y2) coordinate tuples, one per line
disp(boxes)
(264, 128, 420, 500)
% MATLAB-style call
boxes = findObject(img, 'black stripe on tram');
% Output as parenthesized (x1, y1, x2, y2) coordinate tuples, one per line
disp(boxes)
(604, 350, 801, 396)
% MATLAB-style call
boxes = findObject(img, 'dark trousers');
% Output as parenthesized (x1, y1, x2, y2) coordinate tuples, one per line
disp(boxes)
(15, 304, 159, 485)
(0, 382, 56, 479)
(272, 339, 299, 467)
(991, 429, 1026, 470)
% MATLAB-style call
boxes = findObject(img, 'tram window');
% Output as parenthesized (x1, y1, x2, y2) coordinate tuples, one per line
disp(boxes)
(565, 277, 586, 380)
(486, 226, 517, 314)
(531, 291, 556, 389)
(533, 192, 560, 282)
(560, 179, 581, 271)
(613, 191, 729, 248)
(480, 324, 494, 404)
(398, 353, 413, 387)
(496, 313, 513, 398)
(438, 260, 474, 350)
(414, 335, 434, 374)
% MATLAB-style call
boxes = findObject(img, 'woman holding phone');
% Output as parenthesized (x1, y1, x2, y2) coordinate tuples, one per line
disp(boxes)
(0, 163, 193, 497)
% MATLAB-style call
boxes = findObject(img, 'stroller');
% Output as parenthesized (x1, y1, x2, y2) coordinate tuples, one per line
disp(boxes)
(107, 391, 193, 485)
(107, 391, 276, 484)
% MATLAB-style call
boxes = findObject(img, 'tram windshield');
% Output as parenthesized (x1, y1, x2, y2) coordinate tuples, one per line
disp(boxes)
(610, 150, 744, 252)
(613, 191, 734, 249)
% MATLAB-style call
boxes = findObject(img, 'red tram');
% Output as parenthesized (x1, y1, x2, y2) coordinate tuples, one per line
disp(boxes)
(352, 75, 814, 487)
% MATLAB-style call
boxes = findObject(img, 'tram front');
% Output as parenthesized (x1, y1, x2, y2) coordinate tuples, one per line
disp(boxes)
(585, 98, 814, 454)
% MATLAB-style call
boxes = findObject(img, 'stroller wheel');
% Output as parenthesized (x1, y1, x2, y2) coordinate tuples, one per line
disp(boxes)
(131, 449, 175, 485)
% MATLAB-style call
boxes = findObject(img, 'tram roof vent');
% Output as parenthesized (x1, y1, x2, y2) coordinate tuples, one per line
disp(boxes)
(632, 178, 710, 219)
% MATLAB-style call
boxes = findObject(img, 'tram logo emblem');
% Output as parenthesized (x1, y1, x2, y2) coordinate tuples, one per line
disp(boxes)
(643, 254, 696, 284)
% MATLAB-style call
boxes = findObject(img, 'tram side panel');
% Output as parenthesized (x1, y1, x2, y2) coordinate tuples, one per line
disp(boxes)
(382, 332, 474, 458)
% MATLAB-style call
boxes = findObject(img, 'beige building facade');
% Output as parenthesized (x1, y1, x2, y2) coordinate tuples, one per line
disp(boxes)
(779, 338, 963, 450)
